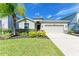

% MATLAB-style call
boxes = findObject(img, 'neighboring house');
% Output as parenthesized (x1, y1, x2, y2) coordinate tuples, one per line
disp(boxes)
(17, 16, 69, 33)
(61, 12, 79, 31)
(0, 15, 14, 30)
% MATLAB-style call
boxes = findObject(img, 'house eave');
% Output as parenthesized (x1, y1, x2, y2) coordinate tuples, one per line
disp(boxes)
(16, 17, 35, 23)
(40, 20, 70, 23)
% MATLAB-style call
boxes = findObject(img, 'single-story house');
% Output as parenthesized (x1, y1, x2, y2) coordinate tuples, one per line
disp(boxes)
(0, 12, 79, 33)
(17, 16, 69, 33)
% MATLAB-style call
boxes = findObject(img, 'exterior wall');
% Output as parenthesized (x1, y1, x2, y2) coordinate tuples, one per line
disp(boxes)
(1, 16, 8, 29)
(19, 21, 24, 29)
(19, 20, 35, 29)
(0, 16, 14, 30)
(27, 20, 35, 29)
(41, 22, 68, 33)
(8, 15, 14, 29)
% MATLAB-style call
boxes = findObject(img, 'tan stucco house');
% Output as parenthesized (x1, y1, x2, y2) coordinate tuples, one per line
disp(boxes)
(17, 16, 70, 33)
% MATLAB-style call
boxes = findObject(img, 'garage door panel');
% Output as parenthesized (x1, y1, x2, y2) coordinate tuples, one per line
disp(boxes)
(44, 25, 64, 33)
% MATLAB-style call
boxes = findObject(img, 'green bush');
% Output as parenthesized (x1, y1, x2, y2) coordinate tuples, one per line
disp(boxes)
(29, 31, 37, 37)
(29, 30, 46, 37)
(37, 30, 46, 37)
(4, 29, 12, 33)
(0, 33, 11, 39)
(0, 29, 12, 33)
(68, 29, 74, 34)
(19, 32, 28, 36)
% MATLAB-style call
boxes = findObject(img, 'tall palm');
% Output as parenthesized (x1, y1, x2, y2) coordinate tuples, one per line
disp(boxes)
(0, 3, 25, 36)
(17, 4, 29, 34)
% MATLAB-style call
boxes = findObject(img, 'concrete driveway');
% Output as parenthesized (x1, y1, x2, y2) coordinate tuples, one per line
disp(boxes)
(47, 33, 79, 56)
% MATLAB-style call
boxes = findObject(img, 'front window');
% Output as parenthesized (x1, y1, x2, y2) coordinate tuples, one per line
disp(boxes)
(24, 23, 29, 29)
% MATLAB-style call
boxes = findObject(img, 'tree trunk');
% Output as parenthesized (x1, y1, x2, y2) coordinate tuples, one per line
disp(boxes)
(12, 13, 17, 36)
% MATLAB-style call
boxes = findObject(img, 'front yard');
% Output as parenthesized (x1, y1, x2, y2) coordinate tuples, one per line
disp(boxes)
(0, 38, 64, 56)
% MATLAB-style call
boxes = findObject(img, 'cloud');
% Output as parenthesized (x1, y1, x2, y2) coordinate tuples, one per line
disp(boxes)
(47, 14, 52, 18)
(56, 4, 79, 16)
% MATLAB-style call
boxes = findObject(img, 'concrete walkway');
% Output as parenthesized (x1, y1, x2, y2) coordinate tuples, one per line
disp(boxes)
(47, 33, 79, 56)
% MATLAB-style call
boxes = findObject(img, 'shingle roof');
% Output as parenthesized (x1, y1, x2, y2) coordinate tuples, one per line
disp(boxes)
(17, 17, 70, 23)
(33, 16, 44, 20)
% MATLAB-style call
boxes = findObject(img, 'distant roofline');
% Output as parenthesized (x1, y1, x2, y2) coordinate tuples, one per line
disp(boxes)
(60, 12, 77, 20)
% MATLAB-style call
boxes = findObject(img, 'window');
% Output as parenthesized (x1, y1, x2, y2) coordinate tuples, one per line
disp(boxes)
(24, 23, 29, 29)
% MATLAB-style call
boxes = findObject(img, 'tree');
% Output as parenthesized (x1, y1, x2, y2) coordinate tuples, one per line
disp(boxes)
(0, 3, 25, 36)
(17, 4, 25, 17)
(17, 4, 29, 35)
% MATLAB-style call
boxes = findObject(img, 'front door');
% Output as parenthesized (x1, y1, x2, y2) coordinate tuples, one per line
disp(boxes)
(37, 24, 41, 30)
(35, 21, 41, 31)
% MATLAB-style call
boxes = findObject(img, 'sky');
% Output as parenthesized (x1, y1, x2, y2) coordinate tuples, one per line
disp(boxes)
(18, 3, 79, 20)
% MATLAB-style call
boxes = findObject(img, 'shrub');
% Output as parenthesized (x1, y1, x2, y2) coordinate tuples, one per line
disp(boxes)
(68, 29, 74, 34)
(16, 29, 29, 33)
(29, 31, 37, 37)
(37, 30, 46, 37)
(0, 29, 12, 34)
(19, 32, 28, 36)
(4, 29, 12, 33)
(0, 33, 11, 39)
(29, 30, 46, 37)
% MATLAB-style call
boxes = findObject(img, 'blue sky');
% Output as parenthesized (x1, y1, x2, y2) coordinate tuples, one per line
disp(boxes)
(18, 3, 79, 20)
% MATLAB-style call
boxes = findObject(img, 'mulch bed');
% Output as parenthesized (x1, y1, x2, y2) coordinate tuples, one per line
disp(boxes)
(0, 35, 49, 40)
(10, 36, 49, 39)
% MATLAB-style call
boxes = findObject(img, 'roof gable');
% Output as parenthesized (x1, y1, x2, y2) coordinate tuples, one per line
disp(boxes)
(17, 17, 34, 23)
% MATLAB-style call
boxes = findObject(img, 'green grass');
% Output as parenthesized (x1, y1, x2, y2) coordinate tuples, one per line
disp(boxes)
(0, 38, 64, 56)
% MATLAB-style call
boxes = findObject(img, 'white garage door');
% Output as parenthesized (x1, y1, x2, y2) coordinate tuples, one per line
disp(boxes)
(44, 25, 64, 33)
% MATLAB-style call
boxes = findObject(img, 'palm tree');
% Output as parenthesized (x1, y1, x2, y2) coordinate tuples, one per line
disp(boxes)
(0, 3, 25, 36)
(17, 4, 29, 35)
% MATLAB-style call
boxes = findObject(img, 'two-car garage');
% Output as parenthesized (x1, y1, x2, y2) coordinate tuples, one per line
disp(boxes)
(41, 20, 69, 33)
(44, 25, 64, 33)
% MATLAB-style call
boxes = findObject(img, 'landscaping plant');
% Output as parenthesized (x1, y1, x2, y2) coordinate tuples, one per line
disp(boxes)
(29, 31, 37, 37)
(19, 32, 27, 36)
(0, 3, 25, 36)
(29, 30, 46, 37)
(37, 30, 46, 37)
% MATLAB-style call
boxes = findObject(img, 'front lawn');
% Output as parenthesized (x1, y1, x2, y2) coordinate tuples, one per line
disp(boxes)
(0, 38, 64, 56)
